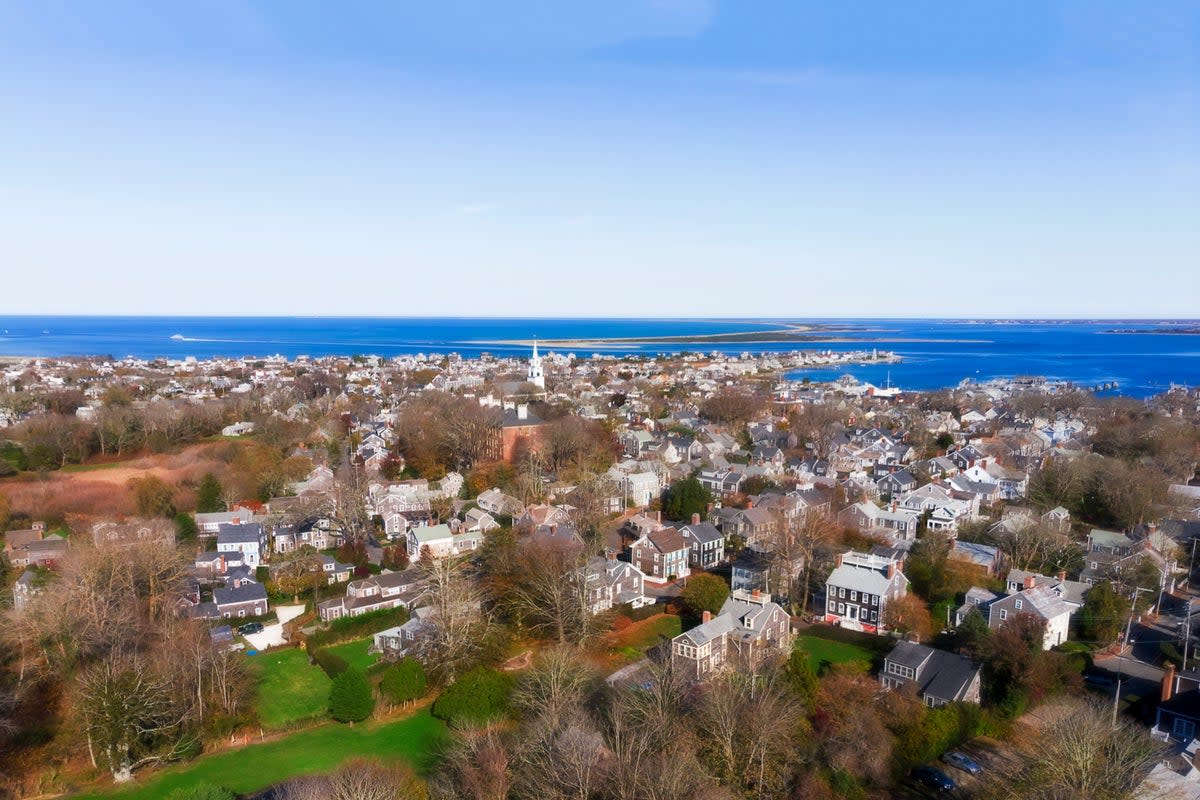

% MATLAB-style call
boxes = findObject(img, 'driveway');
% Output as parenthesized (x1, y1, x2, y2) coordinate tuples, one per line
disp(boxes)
(243, 604, 306, 651)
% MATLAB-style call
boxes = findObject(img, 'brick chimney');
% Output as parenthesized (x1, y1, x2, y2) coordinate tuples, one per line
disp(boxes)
(1024, 575, 1036, 590)
(1057, 570, 1066, 582)
(692, 513, 701, 525)
(887, 563, 896, 579)
(1163, 663, 1177, 703)
(835, 553, 844, 568)
(702, 610, 712, 624)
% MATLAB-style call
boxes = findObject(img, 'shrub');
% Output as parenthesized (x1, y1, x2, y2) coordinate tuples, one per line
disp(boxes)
(431, 667, 514, 728)
(313, 648, 350, 679)
(165, 784, 235, 800)
(379, 657, 427, 707)
(306, 606, 410, 650)
(328, 668, 375, 723)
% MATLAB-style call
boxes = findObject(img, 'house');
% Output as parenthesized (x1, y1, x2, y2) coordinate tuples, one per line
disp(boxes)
(371, 607, 437, 657)
(463, 508, 500, 533)
(475, 488, 524, 518)
(837, 501, 919, 543)
(679, 515, 725, 569)
(948, 540, 1004, 577)
(195, 509, 259, 536)
(626, 526, 691, 584)
(516, 504, 571, 533)
(671, 590, 792, 681)
(217, 523, 267, 568)
(986, 583, 1072, 649)
(213, 577, 268, 619)
(2, 522, 46, 562)
(583, 555, 649, 615)
(876, 469, 918, 497)
(721, 506, 779, 548)
(880, 641, 982, 707)
(698, 468, 746, 498)
(7, 533, 69, 568)
(317, 568, 425, 621)
(92, 519, 175, 549)
(12, 569, 41, 612)
(1154, 666, 1200, 743)
(406, 523, 483, 561)
(823, 550, 910, 634)
(621, 471, 662, 508)
(730, 548, 773, 594)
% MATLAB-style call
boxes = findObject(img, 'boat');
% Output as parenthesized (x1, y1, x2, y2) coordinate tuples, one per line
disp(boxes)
(170, 334, 185, 340)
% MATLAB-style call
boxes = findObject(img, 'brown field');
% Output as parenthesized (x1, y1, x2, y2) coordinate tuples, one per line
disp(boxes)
(0, 443, 235, 523)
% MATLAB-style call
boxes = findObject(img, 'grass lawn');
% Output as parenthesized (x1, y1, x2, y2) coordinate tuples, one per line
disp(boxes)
(72, 709, 449, 800)
(249, 647, 331, 730)
(599, 614, 683, 664)
(323, 637, 380, 673)
(795, 635, 873, 673)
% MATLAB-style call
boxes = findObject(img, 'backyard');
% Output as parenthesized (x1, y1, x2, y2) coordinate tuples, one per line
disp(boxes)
(249, 646, 331, 730)
(593, 613, 683, 669)
(323, 636, 380, 673)
(72, 709, 449, 800)
(794, 634, 874, 673)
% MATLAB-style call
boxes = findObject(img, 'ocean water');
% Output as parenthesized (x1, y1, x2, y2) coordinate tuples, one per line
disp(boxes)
(0, 316, 1197, 397)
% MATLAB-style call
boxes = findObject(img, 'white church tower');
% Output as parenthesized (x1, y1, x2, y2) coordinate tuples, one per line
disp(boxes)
(527, 338, 545, 389)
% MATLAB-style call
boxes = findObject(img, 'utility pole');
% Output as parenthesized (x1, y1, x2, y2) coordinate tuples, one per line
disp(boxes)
(1114, 586, 1151, 728)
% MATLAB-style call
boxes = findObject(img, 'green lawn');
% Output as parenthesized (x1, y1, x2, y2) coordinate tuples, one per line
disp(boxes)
(323, 637, 380, 673)
(249, 647, 331, 730)
(795, 635, 873, 673)
(72, 710, 449, 800)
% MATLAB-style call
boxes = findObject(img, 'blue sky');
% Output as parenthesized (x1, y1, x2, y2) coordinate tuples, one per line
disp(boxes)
(1, 1, 1197, 317)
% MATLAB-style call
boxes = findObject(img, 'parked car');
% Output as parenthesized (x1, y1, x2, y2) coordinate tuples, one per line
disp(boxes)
(238, 622, 264, 635)
(941, 751, 983, 775)
(912, 766, 957, 793)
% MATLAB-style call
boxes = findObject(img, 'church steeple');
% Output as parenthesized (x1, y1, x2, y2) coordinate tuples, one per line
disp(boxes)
(527, 337, 545, 389)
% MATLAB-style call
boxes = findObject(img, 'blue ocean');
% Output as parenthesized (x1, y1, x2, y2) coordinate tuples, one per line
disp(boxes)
(1, 317, 1198, 398)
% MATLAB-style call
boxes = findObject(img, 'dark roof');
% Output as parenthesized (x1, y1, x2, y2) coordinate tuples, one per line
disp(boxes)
(886, 641, 980, 703)
(681, 522, 723, 545)
(214, 581, 268, 607)
(217, 523, 264, 544)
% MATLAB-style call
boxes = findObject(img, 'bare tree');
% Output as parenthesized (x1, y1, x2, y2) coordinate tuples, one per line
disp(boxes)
(75, 651, 194, 782)
(417, 557, 489, 684)
(506, 544, 593, 646)
(280, 758, 427, 800)
(979, 698, 1167, 800)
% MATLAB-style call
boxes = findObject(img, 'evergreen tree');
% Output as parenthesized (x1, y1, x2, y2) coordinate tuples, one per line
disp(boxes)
(680, 573, 729, 616)
(196, 473, 225, 514)
(662, 475, 713, 521)
(1078, 580, 1125, 644)
(328, 668, 375, 723)
(379, 657, 427, 707)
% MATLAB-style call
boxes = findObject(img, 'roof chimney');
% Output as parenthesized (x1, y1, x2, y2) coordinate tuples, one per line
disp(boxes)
(887, 563, 896, 579)
(1163, 663, 1177, 703)
(691, 513, 701, 525)
(517, 403, 528, 420)
(835, 553, 844, 568)
(1056, 570, 1066, 583)
(1024, 575, 1036, 590)
(702, 610, 712, 624)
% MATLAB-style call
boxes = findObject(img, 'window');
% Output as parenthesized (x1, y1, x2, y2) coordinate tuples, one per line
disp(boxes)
(887, 662, 916, 680)
(999, 609, 1008, 621)
(850, 591, 858, 602)
(871, 594, 878, 606)
(870, 611, 877, 622)
(1173, 718, 1196, 740)
(1015, 599, 1023, 610)
(828, 598, 835, 611)
(838, 603, 845, 615)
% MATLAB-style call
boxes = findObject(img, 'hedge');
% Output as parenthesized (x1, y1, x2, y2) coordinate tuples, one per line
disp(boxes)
(431, 667, 514, 728)
(306, 606, 410, 650)
(312, 648, 350, 679)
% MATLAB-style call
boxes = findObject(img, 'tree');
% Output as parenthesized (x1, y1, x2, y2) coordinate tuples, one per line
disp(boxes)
(1077, 580, 1125, 644)
(280, 759, 428, 800)
(76, 652, 193, 782)
(512, 647, 593, 733)
(195, 473, 225, 514)
(174, 513, 198, 543)
(954, 606, 992, 658)
(680, 573, 729, 617)
(329, 668, 375, 723)
(980, 699, 1166, 800)
(432, 667, 514, 728)
(662, 476, 713, 522)
(504, 542, 592, 645)
(882, 594, 934, 640)
(379, 658, 427, 709)
(417, 558, 490, 683)
(129, 474, 176, 518)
